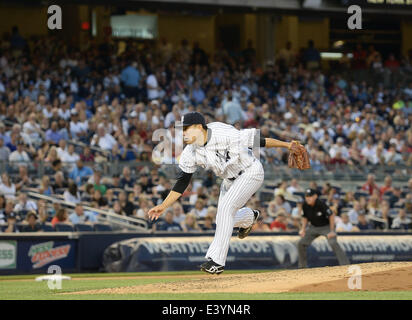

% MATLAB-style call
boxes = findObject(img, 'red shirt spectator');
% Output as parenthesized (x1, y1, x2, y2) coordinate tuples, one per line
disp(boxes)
(362, 174, 380, 196)
(270, 213, 287, 231)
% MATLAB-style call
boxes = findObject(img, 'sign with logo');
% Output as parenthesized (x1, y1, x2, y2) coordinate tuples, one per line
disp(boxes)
(103, 235, 412, 272)
(28, 241, 71, 269)
(0, 241, 17, 269)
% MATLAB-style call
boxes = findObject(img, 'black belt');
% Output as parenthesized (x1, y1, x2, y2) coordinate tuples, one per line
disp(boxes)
(228, 170, 244, 181)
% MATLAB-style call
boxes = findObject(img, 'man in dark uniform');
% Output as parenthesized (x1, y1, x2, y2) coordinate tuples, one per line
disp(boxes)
(297, 188, 350, 268)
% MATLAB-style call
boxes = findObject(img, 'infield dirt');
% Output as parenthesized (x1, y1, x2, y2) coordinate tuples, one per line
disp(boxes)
(66, 261, 412, 295)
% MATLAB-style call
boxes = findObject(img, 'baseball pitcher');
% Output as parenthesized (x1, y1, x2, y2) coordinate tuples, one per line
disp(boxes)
(148, 112, 309, 274)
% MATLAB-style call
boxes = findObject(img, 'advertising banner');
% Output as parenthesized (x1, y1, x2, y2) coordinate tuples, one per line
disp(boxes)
(103, 235, 412, 272)
(0, 241, 17, 269)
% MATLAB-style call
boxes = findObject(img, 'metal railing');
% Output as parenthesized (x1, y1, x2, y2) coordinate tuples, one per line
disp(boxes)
(26, 192, 148, 231)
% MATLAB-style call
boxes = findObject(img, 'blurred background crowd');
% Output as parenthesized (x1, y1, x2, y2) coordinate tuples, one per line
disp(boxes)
(0, 26, 411, 234)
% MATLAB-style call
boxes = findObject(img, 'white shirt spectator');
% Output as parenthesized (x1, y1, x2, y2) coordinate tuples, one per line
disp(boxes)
(9, 150, 30, 165)
(0, 183, 16, 199)
(14, 200, 37, 212)
(391, 216, 412, 229)
(336, 220, 355, 231)
(146, 74, 159, 100)
(361, 145, 378, 164)
(63, 190, 81, 204)
(70, 121, 84, 139)
(92, 133, 117, 151)
(329, 144, 350, 160)
(61, 151, 80, 169)
(58, 108, 71, 121)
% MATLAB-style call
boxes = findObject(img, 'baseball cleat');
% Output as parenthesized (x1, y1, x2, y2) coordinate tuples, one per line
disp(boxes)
(200, 260, 224, 274)
(238, 209, 260, 239)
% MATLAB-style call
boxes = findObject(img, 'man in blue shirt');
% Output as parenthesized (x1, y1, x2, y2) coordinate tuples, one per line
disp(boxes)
(120, 61, 140, 99)
(45, 121, 63, 145)
(69, 204, 97, 224)
(69, 160, 93, 186)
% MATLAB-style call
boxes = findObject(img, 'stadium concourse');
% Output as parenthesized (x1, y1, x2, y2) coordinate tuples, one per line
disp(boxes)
(0, 29, 412, 234)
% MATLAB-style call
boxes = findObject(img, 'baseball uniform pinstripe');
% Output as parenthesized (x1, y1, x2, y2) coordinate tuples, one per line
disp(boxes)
(179, 122, 264, 266)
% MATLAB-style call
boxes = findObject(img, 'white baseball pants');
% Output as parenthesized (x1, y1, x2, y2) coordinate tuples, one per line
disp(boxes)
(205, 159, 264, 266)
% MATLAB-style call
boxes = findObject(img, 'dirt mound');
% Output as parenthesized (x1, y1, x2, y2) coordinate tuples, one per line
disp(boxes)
(66, 262, 412, 295)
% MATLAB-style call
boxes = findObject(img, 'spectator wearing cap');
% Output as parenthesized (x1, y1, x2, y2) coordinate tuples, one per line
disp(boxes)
(69, 204, 97, 224)
(22, 211, 42, 232)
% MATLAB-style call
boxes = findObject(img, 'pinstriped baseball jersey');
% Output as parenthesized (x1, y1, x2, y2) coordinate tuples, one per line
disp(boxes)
(178, 122, 258, 179)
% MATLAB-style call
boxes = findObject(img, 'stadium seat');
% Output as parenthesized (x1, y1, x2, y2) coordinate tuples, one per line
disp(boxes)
(293, 192, 305, 198)
(74, 223, 94, 232)
(41, 223, 54, 232)
(354, 191, 369, 199)
(93, 223, 113, 232)
(0, 224, 7, 232)
(54, 223, 75, 232)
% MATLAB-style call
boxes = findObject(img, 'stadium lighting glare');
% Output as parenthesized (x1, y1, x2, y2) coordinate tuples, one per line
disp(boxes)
(320, 52, 343, 59)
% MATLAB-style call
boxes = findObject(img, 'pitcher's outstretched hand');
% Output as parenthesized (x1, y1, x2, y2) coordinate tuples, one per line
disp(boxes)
(148, 205, 166, 221)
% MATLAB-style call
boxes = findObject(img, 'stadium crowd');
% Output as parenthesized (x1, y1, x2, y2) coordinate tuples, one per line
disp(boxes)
(0, 27, 411, 233)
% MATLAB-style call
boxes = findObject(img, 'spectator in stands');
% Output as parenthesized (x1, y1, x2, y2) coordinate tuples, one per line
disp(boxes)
(80, 146, 94, 162)
(201, 213, 216, 231)
(172, 202, 185, 224)
(356, 213, 373, 231)
(380, 175, 394, 196)
(138, 173, 153, 194)
(14, 193, 37, 217)
(9, 140, 30, 167)
(118, 191, 135, 217)
(89, 170, 107, 196)
(389, 186, 403, 208)
(362, 174, 380, 196)
(181, 212, 201, 232)
(0, 137, 10, 162)
(3, 211, 18, 233)
(91, 125, 117, 151)
(39, 176, 53, 196)
(303, 40, 321, 70)
(63, 182, 81, 204)
(273, 195, 292, 214)
(69, 160, 93, 186)
(348, 201, 365, 224)
(156, 209, 182, 232)
(191, 199, 208, 218)
(274, 181, 293, 199)
(252, 215, 271, 232)
(69, 204, 97, 224)
(391, 209, 411, 230)
(111, 201, 127, 216)
(286, 179, 303, 195)
(291, 200, 303, 218)
(51, 208, 70, 227)
(222, 94, 243, 125)
(206, 185, 220, 207)
(270, 211, 288, 231)
(52, 171, 68, 192)
(329, 137, 350, 162)
(45, 121, 63, 145)
(0, 173, 19, 200)
(22, 211, 42, 232)
(92, 189, 108, 209)
(336, 213, 360, 232)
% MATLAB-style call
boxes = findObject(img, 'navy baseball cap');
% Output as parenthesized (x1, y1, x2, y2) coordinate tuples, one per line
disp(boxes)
(178, 112, 206, 128)
(305, 188, 318, 197)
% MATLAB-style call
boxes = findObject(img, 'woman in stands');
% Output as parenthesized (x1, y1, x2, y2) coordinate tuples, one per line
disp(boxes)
(51, 208, 70, 228)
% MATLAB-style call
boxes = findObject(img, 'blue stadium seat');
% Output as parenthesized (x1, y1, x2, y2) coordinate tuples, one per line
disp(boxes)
(54, 223, 74, 232)
(182, 204, 193, 213)
(41, 223, 54, 232)
(293, 192, 305, 198)
(354, 191, 369, 199)
(0, 224, 7, 232)
(93, 223, 113, 232)
(74, 223, 94, 232)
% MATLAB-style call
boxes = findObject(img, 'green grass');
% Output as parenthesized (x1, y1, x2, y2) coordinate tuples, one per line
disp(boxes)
(1, 271, 412, 300)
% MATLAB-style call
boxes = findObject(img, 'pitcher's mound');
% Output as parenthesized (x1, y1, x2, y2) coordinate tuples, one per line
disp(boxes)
(70, 262, 412, 295)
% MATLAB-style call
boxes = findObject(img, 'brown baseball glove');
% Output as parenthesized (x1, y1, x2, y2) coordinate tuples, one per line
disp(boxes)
(288, 141, 311, 170)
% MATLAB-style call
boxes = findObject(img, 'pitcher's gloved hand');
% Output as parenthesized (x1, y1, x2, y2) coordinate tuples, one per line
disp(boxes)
(288, 140, 311, 170)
